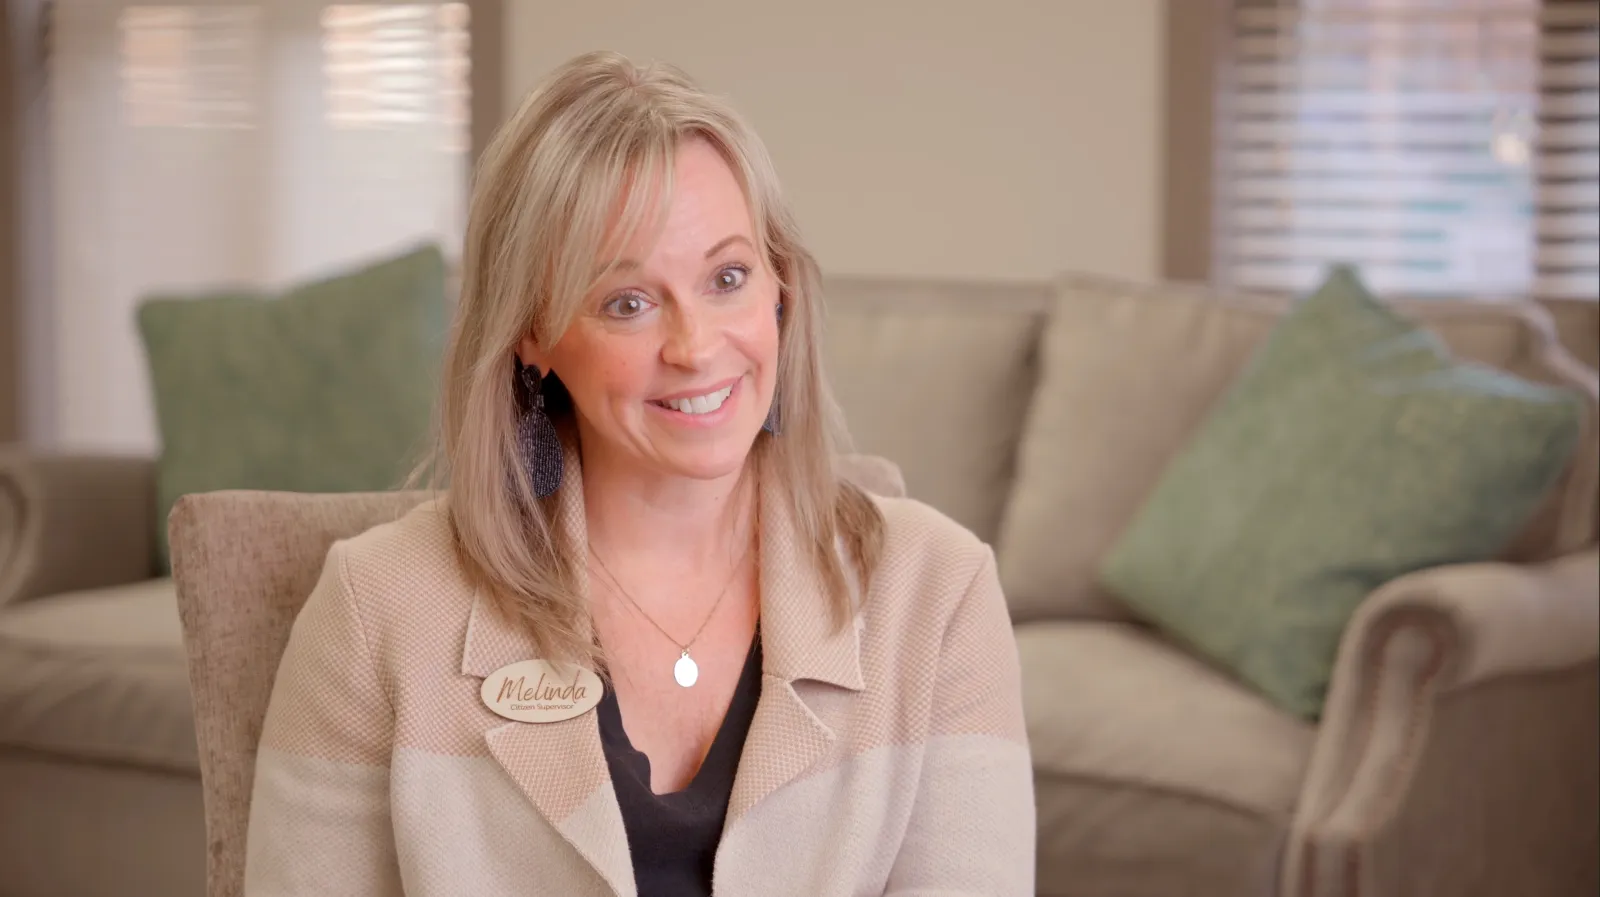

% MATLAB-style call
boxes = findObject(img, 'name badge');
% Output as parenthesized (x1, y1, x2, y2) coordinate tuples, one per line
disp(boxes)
(481, 660, 603, 723)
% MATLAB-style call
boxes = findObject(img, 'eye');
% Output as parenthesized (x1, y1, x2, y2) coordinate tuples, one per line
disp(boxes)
(601, 292, 654, 319)
(712, 265, 749, 293)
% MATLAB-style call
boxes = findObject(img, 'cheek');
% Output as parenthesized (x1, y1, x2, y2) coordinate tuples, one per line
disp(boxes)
(731, 304, 781, 373)
(748, 283, 784, 365)
(548, 335, 655, 405)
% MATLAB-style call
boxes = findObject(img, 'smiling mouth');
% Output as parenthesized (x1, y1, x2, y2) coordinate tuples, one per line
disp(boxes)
(650, 384, 735, 416)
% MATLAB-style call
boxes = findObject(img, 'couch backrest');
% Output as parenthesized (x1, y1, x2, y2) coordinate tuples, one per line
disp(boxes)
(996, 275, 1599, 623)
(821, 275, 1051, 544)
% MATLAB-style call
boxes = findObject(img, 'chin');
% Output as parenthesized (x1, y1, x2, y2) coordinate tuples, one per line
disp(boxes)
(639, 417, 758, 478)
(660, 438, 758, 481)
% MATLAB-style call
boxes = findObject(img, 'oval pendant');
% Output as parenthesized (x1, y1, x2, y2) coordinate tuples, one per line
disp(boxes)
(673, 652, 699, 688)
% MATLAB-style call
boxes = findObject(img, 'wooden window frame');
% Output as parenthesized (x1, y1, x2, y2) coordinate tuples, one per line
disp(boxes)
(1162, 0, 1227, 284)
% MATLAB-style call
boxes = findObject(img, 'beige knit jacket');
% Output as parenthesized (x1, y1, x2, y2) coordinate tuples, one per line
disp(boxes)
(245, 469, 1035, 897)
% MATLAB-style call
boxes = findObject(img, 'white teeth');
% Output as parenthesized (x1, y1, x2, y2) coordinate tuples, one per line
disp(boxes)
(663, 385, 732, 415)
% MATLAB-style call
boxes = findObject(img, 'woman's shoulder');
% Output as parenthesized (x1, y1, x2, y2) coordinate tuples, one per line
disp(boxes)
(853, 495, 1009, 684)
(866, 492, 995, 594)
(336, 495, 456, 570)
(322, 496, 474, 625)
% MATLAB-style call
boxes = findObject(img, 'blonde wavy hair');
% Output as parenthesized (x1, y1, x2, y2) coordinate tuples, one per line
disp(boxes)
(429, 50, 884, 667)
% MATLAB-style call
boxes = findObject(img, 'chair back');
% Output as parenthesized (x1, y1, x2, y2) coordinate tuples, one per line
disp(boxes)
(169, 489, 429, 897)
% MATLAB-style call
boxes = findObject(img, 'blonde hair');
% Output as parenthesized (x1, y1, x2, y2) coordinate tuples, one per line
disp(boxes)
(430, 50, 883, 667)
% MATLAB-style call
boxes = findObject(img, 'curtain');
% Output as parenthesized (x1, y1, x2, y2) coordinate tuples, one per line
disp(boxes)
(1215, 0, 1598, 301)
(46, 0, 469, 452)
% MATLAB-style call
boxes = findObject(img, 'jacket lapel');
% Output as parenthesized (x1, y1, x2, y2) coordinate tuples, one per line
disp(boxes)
(480, 711, 632, 897)
(459, 441, 635, 897)
(457, 443, 870, 891)
(724, 474, 866, 826)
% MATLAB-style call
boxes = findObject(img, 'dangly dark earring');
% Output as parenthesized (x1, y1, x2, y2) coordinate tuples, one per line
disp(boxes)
(763, 302, 783, 435)
(516, 360, 564, 497)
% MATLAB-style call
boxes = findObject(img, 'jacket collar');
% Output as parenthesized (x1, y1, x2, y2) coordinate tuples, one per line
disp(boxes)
(456, 437, 865, 895)
(751, 469, 865, 691)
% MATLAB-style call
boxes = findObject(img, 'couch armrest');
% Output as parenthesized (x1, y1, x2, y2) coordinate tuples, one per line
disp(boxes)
(1284, 549, 1600, 897)
(0, 447, 159, 608)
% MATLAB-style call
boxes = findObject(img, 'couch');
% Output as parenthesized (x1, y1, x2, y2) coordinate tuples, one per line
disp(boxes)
(1, 274, 1596, 897)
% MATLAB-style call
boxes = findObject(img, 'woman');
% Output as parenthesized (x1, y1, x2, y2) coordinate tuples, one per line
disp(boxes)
(245, 51, 1033, 896)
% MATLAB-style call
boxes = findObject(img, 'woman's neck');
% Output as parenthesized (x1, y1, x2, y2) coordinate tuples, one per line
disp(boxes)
(578, 445, 756, 573)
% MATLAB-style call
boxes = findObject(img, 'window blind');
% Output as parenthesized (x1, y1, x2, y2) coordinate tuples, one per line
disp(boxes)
(1217, 0, 1597, 300)
(46, 0, 471, 452)
(1536, 0, 1600, 300)
(119, 5, 259, 129)
(323, 2, 469, 151)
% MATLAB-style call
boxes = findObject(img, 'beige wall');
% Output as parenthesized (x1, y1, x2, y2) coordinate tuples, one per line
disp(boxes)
(504, 0, 1165, 283)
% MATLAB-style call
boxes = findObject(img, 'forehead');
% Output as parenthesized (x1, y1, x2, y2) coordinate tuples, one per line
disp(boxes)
(668, 139, 749, 219)
(601, 138, 754, 263)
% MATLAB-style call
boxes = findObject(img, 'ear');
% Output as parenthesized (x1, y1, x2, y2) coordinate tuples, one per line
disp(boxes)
(516, 335, 547, 372)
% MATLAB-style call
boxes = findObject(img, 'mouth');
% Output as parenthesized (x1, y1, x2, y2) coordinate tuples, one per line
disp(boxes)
(649, 381, 737, 417)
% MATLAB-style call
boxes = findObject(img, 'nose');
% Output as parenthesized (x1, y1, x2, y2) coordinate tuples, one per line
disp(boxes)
(660, 297, 721, 370)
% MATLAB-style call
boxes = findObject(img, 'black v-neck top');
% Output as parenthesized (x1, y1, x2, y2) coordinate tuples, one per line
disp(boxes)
(596, 634, 764, 897)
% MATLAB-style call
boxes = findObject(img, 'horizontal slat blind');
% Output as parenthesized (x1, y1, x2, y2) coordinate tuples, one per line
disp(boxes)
(1218, 0, 1550, 298)
(48, 0, 472, 452)
(1536, 0, 1600, 299)
(119, 5, 260, 129)
(323, 3, 470, 152)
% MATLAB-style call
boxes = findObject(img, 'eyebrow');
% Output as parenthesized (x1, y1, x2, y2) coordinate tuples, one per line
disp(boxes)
(596, 234, 754, 278)
(702, 234, 753, 259)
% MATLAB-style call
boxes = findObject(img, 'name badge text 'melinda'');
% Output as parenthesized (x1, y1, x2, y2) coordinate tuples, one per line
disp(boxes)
(480, 660, 604, 723)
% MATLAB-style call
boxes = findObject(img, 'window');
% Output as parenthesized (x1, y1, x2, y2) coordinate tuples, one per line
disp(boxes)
(1536, 0, 1600, 299)
(46, 0, 472, 452)
(119, 5, 259, 129)
(322, 2, 470, 151)
(1216, 0, 1599, 300)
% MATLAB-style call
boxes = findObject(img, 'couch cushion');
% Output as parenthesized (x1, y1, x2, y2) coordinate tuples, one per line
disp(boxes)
(998, 279, 1279, 621)
(1018, 620, 1314, 896)
(823, 276, 1050, 543)
(1404, 302, 1600, 562)
(138, 243, 449, 571)
(1100, 267, 1585, 719)
(0, 578, 197, 773)
(999, 274, 1600, 622)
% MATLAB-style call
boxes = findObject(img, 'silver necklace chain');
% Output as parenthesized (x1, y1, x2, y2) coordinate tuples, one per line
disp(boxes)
(588, 539, 752, 685)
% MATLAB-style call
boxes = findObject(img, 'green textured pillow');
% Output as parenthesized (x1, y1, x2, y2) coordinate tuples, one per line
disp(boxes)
(139, 244, 447, 570)
(1098, 266, 1584, 720)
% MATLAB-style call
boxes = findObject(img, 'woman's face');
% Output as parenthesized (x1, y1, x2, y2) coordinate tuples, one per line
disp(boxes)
(520, 139, 780, 485)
